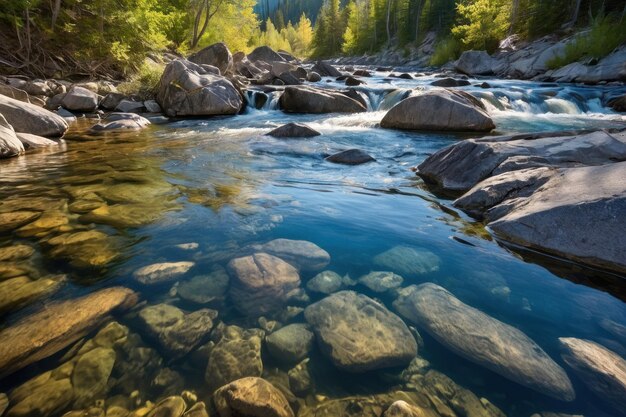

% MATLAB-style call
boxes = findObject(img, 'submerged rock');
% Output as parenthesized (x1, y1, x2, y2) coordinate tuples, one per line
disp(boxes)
(146, 397, 187, 417)
(156, 59, 243, 117)
(306, 270, 343, 294)
(188, 42, 233, 75)
(133, 262, 195, 285)
(72, 347, 116, 407)
(0, 287, 137, 379)
(0, 274, 65, 315)
(358, 271, 403, 293)
(325, 149, 375, 165)
(279, 86, 367, 114)
(205, 325, 264, 392)
(6, 374, 73, 417)
(177, 266, 229, 304)
(0, 394, 7, 417)
(249, 239, 330, 271)
(383, 401, 438, 417)
(213, 377, 294, 417)
(265, 323, 315, 365)
(0, 94, 68, 137)
(381, 90, 494, 132)
(0, 211, 41, 233)
(0, 245, 34, 262)
(137, 303, 217, 359)
(373, 246, 440, 276)
(228, 252, 301, 316)
(559, 337, 626, 414)
(266, 123, 321, 138)
(393, 283, 575, 401)
(305, 291, 417, 372)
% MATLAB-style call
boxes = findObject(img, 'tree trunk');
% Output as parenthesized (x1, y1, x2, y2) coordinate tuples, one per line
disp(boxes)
(509, 0, 519, 35)
(570, 0, 582, 27)
(414, 0, 424, 42)
(51, 0, 62, 31)
(386, 0, 393, 43)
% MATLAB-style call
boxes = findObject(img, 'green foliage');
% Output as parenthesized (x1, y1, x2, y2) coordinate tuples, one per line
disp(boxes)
(452, 0, 511, 52)
(249, 13, 313, 57)
(429, 36, 461, 65)
(547, 11, 626, 69)
(312, 0, 347, 57)
(117, 60, 164, 99)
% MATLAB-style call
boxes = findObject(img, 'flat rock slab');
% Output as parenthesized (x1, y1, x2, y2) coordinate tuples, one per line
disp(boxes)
(305, 291, 417, 372)
(393, 283, 574, 401)
(373, 246, 440, 277)
(0, 94, 68, 137)
(559, 337, 626, 414)
(0, 287, 137, 380)
(249, 239, 330, 271)
(133, 261, 195, 285)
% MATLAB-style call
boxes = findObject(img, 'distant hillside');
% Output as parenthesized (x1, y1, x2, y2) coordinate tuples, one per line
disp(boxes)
(255, 0, 324, 26)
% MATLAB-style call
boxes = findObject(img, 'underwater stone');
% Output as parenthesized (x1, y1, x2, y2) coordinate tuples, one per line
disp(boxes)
(0, 245, 34, 262)
(559, 337, 626, 414)
(6, 375, 73, 417)
(133, 262, 195, 285)
(0, 274, 65, 315)
(228, 253, 301, 316)
(0, 287, 137, 380)
(145, 397, 186, 417)
(0, 211, 41, 233)
(0, 394, 8, 417)
(213, 377, 294, 417)
(249, 239, 330, 272)
(182, 402, 207, 417)
(177, 266, 229, 304)
(265, 324, 315, 365)
(393, 283, 575, 401)
(358, 271, 404, 293)
(205, 325, 264, 392)
(288, 359, 313, 395)
(305, 291, 417, 372)
(72, 347, 116, 407)
(306, 271, 343, 294)
(383, 401, 438, 417)
(373, 246, 440, 277)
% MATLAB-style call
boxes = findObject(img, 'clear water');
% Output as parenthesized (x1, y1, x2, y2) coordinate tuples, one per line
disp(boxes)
(1, 72, 625, 417)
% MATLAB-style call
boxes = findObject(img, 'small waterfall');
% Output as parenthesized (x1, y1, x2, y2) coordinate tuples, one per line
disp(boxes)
(378, 89, 411, 111)
(243, 90, 281, 112)
(545, 98, 581, 114)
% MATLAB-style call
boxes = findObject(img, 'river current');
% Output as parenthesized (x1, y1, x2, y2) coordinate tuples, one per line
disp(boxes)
(1, 71, 625, 417)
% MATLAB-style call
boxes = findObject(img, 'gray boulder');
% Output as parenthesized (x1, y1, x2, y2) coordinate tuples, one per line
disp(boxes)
(325, 149, 375, 165)
(559, 337, 626, 415)
(0, 94, 68, 137)
(156, 59, 243, 117)
(455, 50, 495, 75)
(265, 323, 314, 365)
(373, 246, 440, 276)
(248, 46, 285, 63)
(61, 86, 99, 112)
(306, 271, 344, 294)
(213, 377, 294, 417)
(430, 77, 471, 87)
(393, 283, 575, 401)
(188, 42, 233, 75)
(115, 99, 145, 113)
(248, 239, 330, 271)
(279, 86, 366, 114)
(0, 114, 24, 158)
(305, 291, 417, 372)
(16, 133, 61, 149)
(312, 61, 342, 77)
(89, 113, 151, 133)
(267, 123, 320, 138)
(228, 252, 301, 316)
(381, 90, 494, 132)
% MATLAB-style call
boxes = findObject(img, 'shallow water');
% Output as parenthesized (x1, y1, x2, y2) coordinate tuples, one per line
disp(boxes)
(1, 72, 625, 417)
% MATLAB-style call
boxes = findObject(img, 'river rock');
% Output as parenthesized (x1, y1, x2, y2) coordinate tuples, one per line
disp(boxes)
(0, 393, 7, 417)
(72, 347, 116, 407)
(381, 90, 494, 132)
(213, 377, 294, 417)
(16, 133, 60, 149)
(0, 245, 34, 262)
(177, 266, 229, 304)
(205, 325, 264, 392)
(0, 94, 68, 137)
(248, 239, 330, 272)
(305, 291, 417, 372)
(100, 93, 126, 110)
(0, 287, 137, 379)
(559, 337, 625, 414)
(455, 50, 495, 75)
(373, 246, 440, 276)
(115, 99, 145, 113)
(228, 252, 301, 316)
(0, 211, 41, 233)
(325, 149, 375, 165)
(0, 84, 30, 103)
(430, 77, 471, 87)
(0, 274, 65, 315)
(61, 86, 99, 112)
(248, 46, 286, 64)
(188, 42, 233, 75)
(6, 375, 73, 417)
(266, 123, 320, 138)
(265, 323, 314, 364)
(306, 71, 322, 82)
(358, 271, 403, 293)
(279, 86, 367, 114)
(306, 270, 343, 294)
(156, 59, 243, 117)
(312, 61, 342, 77)
(90, 113, 151, 133)
(393, 283, 575, 401)
(384, 401, 437, 417)
(133, 261, 195, 285)
(0, 113, 24, 158)
(137, 303, 217, 359)
(146, 397, 187, 417)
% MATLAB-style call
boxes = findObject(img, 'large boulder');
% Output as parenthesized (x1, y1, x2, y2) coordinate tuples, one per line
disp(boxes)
(393, 283, 575, 401)
(60, 86, 99, 112)
(266, 123, 320, 138)
(247, 46, 285, 64)
(381, 90, 494, 132)
(248, 239, 330, 271)
(227, 252, 301, 316)
(0, 94, 68, 137)
(455, 50, 495, 75)
(156, 59, 243, 117)
(213, 377, 294, 417)
(304, 291, 417, 372)
(265, 323, 315, 365)
(188, 42, 233, 75)
(312, 61, 342, 77)
(559, 337, 626, 415)
(0, 113, 24, 158)
(0, 287, 137, 379)
(279, 86, 366, 114)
